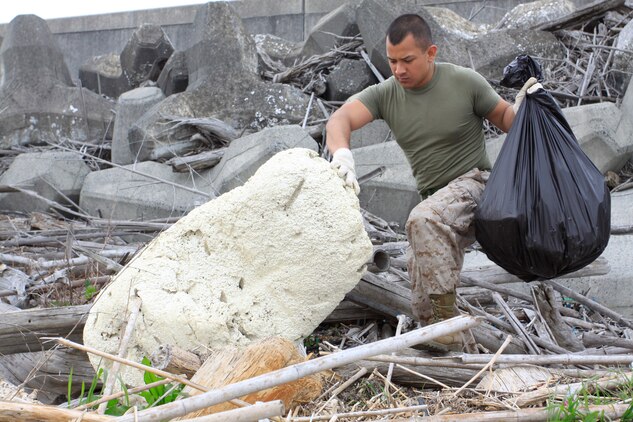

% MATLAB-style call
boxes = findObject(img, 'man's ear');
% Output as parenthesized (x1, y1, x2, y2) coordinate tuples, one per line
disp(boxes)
(427, 45, 438, 61)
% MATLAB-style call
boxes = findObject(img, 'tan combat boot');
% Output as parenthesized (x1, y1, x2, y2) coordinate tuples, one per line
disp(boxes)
(417, 292, 464, 353)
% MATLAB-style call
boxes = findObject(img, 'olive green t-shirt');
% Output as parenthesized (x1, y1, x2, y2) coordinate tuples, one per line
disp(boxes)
(352, 62, 500, 196)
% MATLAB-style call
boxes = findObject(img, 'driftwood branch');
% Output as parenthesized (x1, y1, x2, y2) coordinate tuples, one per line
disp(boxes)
(165, 148, 226, 172)
(543, 279, 633, 329)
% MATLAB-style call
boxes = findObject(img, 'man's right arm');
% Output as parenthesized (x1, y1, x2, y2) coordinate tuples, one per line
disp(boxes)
(325, 99, 374, 195)
(325, 99, 374, 154)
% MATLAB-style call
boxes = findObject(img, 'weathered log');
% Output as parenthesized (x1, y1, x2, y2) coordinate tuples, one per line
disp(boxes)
(460, 256, 609, 284)
(337, 355, 480, 388)
(582, 332, 633, 349)
(532, 283, 585, 352)
(460, 275, 532, 302)
(0, 304, 91, 355)
(347, 272, 412, 318)
(325, 300, 382, 323)
(611, 224, 633, 234)
(0, 348, 97, 404)
(469, 323, 527, 354)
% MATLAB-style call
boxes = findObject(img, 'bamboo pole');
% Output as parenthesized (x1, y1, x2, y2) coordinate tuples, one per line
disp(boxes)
(97, 296, 142, 414)
(460, 354, 633, 366)
(385, 314, 406, 389)
(176, 400, 284, 422)
(387, 403, 632, 421)
(115, 315, 480, 422)
(365, 354, 485, 370)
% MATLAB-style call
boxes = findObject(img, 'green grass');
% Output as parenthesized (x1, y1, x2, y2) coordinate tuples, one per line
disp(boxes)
(546, 373, 633, 421)
(67, 357, 185, 416)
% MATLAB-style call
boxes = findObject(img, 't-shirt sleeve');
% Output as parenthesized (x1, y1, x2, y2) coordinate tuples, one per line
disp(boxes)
(469, 70, 501, 117)
(347, 81, 385, 120)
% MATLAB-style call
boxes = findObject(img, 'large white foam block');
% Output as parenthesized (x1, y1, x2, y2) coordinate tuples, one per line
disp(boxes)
(83, 148, 372, 385)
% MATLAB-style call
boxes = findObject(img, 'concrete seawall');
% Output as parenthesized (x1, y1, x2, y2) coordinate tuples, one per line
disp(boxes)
(0, 0, 594, 81)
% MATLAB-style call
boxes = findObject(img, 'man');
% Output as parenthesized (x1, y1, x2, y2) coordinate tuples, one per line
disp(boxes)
(326, 14, 540, 350)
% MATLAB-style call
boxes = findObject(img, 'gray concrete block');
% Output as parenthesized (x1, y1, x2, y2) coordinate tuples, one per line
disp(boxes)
(254, 33, 302, 68)
(157, 50, 188, 97)
(0, 151, 91, 213)
(0, 15, 114, 148)
(186, 2, 258, 87)
(80, 24, 174, 99)
(350, 120, 393, 149)
(300, 2, 360, 58)
(211, 125, 318, 194)
(120, 24, 174, 87)
(128, 3, 319, 154)
(355, 0, 400, 78)
(78, 53, 129, 98)
(353, 142, 419, 230)
(615, 76, 633, 159)
(325, 58, 378, 102)
(79, 161, 214, 221)
(496, 0, 575, 29)
(563, 102, 626, 173)
(112, 87, 165, 165)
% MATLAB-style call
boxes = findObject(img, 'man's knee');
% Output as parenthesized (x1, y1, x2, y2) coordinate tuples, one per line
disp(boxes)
(406, 205, 436, 234)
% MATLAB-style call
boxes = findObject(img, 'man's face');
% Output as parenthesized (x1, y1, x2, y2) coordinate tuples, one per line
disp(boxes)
(386, 33, 437, 90)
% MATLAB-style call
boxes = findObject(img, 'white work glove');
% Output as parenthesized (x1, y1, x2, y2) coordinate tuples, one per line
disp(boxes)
(330, 148, 360, 195)
(513, 77, 543, 114)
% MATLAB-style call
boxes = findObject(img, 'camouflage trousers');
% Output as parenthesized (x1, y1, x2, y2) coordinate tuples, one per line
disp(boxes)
(406, 168, 489, 323)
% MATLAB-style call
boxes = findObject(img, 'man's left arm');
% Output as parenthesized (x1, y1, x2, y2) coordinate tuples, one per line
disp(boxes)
(485, 77, 543, 133)
(485, 99, 514, 133)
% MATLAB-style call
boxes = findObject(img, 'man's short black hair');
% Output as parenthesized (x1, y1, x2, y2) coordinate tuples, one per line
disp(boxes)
(386, 14, 433, 50)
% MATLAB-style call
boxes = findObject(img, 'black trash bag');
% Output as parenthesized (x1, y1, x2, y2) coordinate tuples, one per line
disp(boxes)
(499, 54, 544, 89)
(474, 56, 610, 282)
